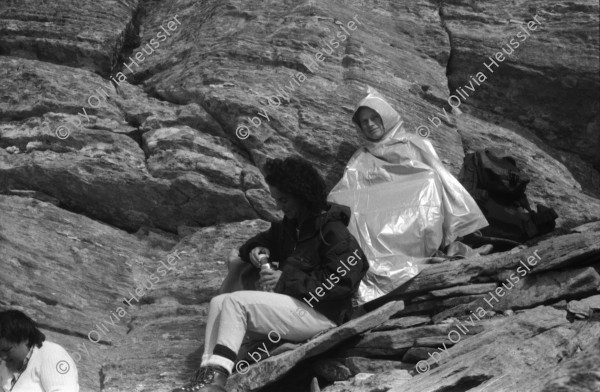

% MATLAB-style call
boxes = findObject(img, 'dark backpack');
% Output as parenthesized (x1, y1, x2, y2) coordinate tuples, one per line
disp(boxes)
(459, 149, 558, 242)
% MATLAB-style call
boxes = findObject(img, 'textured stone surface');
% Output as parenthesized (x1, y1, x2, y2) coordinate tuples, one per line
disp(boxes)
(429, 283, 499, 298)
(402, 347, 440, 363)
(2, 0, 599, 235)
(313, 359, 352, 382)
(0, 195, 148, 389)
(351, 324, 484, 355)
(493, 267, 600, 310)
(0, 0, 140, 75)
(1, 0, 599, 391)
(567, 294, 600, 319)
(1, 184, 598, 392)
(532, 327, 600, 392)
(225, 301, 404, 392)
(442, 0, 600, 194)
(312, 356, 412, 384)
(392, 232, 600, 299)
(321, 369, 413, 392)
(0, 57, 261, 232)
(0, 193, 273, 392)
(433, 267, 600, 323)
(384, 307, 588, 392)
(344, 357, 412, 374)
(572, 220, 600, 233)
(372, 316, 431, 332)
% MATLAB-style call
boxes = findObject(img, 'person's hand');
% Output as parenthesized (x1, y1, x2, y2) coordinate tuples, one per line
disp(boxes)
(258, 269, 282, 291)
(249, 247, 270, 268)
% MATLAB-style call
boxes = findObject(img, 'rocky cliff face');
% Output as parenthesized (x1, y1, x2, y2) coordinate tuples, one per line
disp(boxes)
(0, 0, 598, 391)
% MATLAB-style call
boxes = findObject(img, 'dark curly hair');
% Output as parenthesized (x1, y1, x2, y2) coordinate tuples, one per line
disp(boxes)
(0, 310, 46, 348)
(263, 157, 327, 212)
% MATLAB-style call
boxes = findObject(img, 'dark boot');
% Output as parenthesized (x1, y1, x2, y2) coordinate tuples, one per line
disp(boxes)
(171, 366, 228, 392)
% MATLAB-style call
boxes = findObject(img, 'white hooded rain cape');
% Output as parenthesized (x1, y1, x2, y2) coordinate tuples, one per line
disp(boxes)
(328, 88, 488, 304)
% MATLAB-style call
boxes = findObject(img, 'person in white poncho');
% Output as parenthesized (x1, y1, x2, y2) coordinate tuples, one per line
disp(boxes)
(328, 88, 489, 305)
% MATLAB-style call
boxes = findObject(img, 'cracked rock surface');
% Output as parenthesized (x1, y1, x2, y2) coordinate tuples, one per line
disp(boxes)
(0, 0, 599, 391)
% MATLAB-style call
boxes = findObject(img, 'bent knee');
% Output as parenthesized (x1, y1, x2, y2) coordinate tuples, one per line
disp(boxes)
(210, 293, 229, 308)
(222, 290, 259, 307)
(227, 254, 246, 270)
(211, 291, 249, 305)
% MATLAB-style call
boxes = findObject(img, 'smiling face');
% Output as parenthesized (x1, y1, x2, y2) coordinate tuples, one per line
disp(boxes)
(357, 107, 385, 141)
(268, 185, 304, 220)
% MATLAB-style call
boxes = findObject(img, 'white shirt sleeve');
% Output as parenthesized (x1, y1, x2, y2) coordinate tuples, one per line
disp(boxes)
(38, 343, 79, 392)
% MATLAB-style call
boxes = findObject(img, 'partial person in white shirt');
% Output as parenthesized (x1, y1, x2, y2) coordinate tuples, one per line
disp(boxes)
(0, 310, 79, 392)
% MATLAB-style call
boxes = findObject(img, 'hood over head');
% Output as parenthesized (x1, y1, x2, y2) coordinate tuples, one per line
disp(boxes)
(319, 202, 351, 227)
(351, 87, 404, 146)
(283, 202, 352, 241)
(313, 202, 352, 245)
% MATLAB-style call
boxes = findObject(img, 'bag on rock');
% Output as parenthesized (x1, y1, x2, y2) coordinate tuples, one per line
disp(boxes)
(459, 149, 558, 242)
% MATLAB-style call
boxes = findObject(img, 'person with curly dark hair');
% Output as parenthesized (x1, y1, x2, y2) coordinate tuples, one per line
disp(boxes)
(172, 157, 368, 392)
(0, 310, 79, 392)
(219, 157, 330, 294)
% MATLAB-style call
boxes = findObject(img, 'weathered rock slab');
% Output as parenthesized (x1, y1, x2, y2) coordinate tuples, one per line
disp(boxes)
(387, 307, 581, 392)
(321, 369, 412, 392)
(225, 301, 404, 392)
(567, 295, 600, 319)
(0, 194, 161, 391)
(393, 232, 600, 299)
(442, 0, 600, 192)
(352, 324, 484, 355)
(434, 266, 600, 323)
(313, 356, 411, 383)
(372, 316, 431, 332)
(429, 283, 499, 298)
(0, 0, 140, 75)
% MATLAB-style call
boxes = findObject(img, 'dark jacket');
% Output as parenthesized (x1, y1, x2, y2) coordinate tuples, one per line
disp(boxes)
(238, 203, 368, 325)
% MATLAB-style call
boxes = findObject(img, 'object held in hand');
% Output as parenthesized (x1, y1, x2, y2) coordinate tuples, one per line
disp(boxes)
(259, 255, 274, 292)
(258, 253, 270, 266)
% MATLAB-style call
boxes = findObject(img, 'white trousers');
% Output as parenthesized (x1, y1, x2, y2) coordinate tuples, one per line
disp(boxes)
(202, 291, 336, 374)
